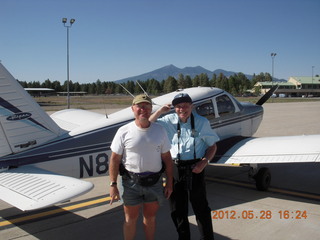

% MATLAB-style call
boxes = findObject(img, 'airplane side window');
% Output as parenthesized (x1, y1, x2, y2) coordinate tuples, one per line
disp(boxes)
(217, 95, 235, 116)
(195, 100, 215, 120)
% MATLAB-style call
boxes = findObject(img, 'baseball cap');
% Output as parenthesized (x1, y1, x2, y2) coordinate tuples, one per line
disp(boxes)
(172, 93, 192, 106)
(132, 94, 152, 105)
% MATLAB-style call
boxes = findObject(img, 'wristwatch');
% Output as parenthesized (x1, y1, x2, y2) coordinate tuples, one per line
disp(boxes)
(110, 181, 117, 186)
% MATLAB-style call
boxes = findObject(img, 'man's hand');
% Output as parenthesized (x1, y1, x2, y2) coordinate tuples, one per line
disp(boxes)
(164, 180, 173, 199)
(149, 104, 171, 122)
(158, 104, 171, 114)
(110, 186, 120, 205)
(192, 158, 208, 174)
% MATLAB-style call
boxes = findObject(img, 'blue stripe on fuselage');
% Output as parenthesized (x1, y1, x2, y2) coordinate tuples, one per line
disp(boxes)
(0, 119, 132, 168)
(211, 111, 262, 129)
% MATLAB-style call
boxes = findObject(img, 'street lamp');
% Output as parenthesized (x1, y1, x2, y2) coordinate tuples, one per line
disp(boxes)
(271, 53, 277, 87)
(62, 18, 75, 109)
(312, 66, 314, 91)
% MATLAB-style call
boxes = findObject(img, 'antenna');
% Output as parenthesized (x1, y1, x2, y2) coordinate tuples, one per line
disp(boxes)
(102, 102, 108, 119)
(135, 81, 159, 106)
(136, 81, 149, 97)
(119, 83, 135, 98)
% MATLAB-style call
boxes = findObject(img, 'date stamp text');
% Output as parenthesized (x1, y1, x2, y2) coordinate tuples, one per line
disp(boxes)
(212, 210, 308, 220)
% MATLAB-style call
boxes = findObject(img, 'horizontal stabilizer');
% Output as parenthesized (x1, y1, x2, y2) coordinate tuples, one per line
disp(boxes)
(215, 135, 320, 164)
(51, 109, 106, 131)
(0, 166, 93, 211)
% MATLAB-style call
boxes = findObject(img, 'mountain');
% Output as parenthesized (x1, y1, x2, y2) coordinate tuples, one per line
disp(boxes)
(114, 64, 284, 83)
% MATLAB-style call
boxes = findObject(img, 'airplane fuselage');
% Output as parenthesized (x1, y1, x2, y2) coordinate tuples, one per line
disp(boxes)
(0, 87, 263, 179)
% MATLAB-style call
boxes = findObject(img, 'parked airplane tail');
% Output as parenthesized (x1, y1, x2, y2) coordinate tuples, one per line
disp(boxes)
(0, 63, 65, 158)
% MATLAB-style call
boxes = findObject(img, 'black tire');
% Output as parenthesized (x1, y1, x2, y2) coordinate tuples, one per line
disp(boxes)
(254, 167, 271, 191)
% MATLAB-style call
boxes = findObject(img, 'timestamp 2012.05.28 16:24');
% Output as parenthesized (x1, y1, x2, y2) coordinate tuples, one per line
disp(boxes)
(212, 210, 308, 220)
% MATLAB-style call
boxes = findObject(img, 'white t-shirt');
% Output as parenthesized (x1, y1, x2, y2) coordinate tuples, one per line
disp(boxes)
(111, 121, 171, 173)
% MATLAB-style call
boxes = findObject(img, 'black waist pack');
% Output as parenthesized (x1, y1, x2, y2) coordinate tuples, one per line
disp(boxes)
(119, 163, 165, 187)
(129, 172, 162, 187)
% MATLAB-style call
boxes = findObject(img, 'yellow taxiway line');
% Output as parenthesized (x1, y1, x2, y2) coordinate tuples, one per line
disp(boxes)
(0, 196, 111, 227)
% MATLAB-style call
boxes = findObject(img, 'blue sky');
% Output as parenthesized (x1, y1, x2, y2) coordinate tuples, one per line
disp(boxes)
(1, 0, 319, 83)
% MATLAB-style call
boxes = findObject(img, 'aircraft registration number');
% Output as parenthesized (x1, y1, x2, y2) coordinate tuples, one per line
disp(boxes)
(79, 153, 109, 178)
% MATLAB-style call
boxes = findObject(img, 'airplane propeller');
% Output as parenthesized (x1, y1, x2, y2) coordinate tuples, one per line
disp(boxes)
(255, 84, 279, 106)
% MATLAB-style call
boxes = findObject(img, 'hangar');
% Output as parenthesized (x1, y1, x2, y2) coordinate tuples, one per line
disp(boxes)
(24, 88, 55, 97)
(255, 76, 320, 97)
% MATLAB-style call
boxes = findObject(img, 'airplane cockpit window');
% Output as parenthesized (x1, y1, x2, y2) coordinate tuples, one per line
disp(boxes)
(195, 100, 215, 120)
(216, 95, 235, 116)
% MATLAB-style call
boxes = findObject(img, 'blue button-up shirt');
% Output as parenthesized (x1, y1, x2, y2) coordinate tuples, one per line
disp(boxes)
(157, 111, 220, 160)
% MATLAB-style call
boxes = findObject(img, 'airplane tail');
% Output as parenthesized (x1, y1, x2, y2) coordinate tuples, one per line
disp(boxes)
(0, 63, 65, 158)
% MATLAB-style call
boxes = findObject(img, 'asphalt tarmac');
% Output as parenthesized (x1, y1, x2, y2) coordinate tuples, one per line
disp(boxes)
(1, 101, 320, 240)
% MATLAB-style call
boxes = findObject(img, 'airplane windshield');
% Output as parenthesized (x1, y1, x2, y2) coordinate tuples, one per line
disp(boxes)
(216, 94, 235, 116)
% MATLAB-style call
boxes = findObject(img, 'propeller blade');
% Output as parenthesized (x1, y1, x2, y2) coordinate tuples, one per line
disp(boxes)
(256, 84, 279, 106)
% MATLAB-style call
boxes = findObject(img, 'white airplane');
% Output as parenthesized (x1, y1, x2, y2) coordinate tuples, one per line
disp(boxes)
(0, 63, 319, 211)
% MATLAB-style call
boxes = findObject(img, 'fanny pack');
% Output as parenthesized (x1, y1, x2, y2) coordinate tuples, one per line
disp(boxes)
(119, 163, 165, 187)
(128, 171, 163, 187)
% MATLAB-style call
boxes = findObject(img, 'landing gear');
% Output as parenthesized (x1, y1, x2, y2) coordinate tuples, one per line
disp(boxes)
(249, 165, 271, 191)
(254, 167, 271, 191)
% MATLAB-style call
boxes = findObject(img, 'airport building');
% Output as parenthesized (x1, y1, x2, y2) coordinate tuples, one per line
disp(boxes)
(25, 88, 55, 97)
(25, 88, 87, 97)
(254, 76, 320, 97)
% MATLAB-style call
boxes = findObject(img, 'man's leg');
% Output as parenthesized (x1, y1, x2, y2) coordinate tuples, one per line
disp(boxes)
(190, 171, 214, 240)
(123, 204, 141, 240)
(143, 201, 160, 240)
(170, 181, 191, 240)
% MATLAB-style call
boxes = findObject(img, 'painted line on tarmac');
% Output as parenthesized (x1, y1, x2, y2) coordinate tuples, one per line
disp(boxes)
(207, 176, 320, 201)
(0, 196, 111, 228)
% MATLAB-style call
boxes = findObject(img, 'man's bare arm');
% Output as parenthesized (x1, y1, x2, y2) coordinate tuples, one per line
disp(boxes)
(161, 151, 174, 199)
(109, 152, 122, 204)
(192, 144, 217, 174)
(149, 104, 171, 122)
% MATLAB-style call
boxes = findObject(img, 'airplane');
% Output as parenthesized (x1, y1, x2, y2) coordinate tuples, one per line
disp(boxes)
(0, 62, 319, 211)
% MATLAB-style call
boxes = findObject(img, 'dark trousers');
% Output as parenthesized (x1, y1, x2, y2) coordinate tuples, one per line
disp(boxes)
(170, 170, 214, 240)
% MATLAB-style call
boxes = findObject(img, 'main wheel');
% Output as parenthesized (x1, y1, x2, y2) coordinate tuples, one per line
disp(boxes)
(254, 167, 271, 191)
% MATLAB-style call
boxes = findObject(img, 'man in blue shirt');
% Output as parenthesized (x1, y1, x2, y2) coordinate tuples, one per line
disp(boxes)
(150, 93, 219, 240)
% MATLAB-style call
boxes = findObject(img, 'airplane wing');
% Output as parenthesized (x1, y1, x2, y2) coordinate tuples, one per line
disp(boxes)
(0, 165, 93, 211)
(215, 135, 320, 164)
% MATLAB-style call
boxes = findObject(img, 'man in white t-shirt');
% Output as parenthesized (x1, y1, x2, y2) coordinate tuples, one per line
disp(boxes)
(109, 94, 173, 240)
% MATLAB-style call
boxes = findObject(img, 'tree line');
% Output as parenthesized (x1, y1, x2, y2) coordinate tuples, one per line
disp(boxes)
(18, 72, 273, 96)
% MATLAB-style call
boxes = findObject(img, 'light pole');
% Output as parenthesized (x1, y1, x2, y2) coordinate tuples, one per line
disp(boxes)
(312, 66, 314, 91)
(62, 18, 75, 109)
(271, 53, 277, 87)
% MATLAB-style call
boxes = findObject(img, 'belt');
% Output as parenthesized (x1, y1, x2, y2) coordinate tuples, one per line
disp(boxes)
(174, 159, 201, 166)
(128, 171, 157, 177)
